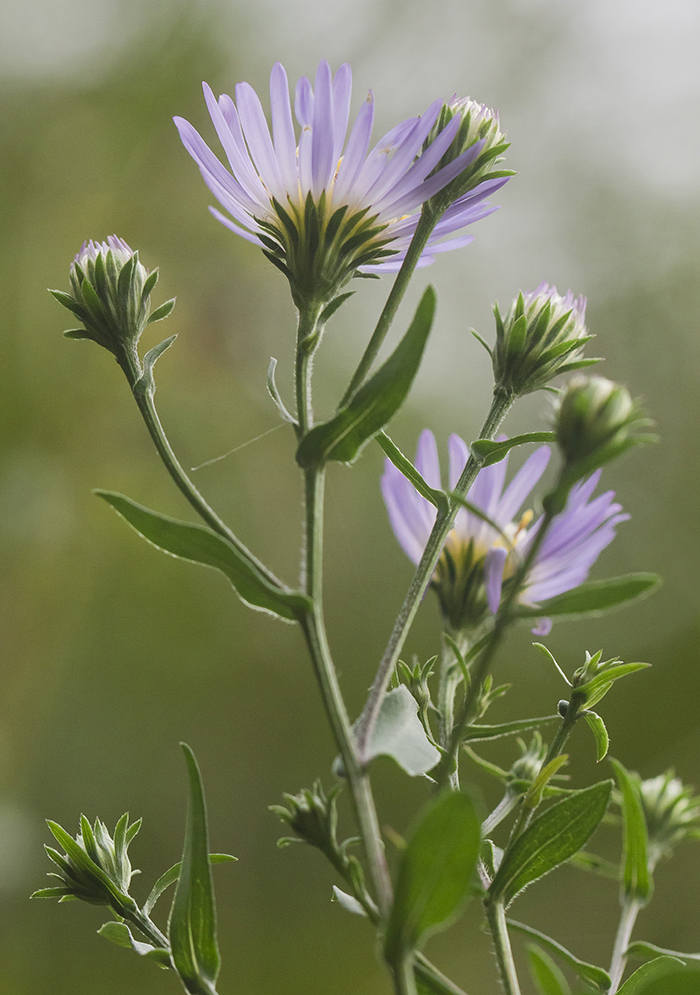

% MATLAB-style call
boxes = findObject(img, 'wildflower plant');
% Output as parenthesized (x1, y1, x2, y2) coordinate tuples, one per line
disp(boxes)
(41, 56, 699, 995)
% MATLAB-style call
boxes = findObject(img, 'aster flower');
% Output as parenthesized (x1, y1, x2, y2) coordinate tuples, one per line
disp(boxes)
(174, 61, 509, 306)
(381, 430, 628, 634)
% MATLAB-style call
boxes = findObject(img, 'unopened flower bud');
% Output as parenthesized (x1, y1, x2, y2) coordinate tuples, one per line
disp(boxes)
(33, 813, 141, 915)
(271, 781, 340, 856)
(508, 732, 547, 789)
(427, 97, 512, 212)
(51, 236, 175, 384)
(490, 283, 595, 397)
(637, 770, 700, 866)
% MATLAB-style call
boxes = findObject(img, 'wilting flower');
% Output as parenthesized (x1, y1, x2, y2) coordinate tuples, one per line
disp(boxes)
(381, 431, 628, 633)
(174, 61, 509, 305)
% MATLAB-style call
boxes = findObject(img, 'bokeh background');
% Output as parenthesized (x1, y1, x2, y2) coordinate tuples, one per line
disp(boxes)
(1, 0, 699, 992)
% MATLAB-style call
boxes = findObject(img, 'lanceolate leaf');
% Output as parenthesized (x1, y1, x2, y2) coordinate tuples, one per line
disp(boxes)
(384, 792, 481, 962)
(584, 712, 610, 762)
(376, 432, 448, 513)
(168, 745, 220, 995)
(96, 491, 310, 622)
(97, 921, 172, 968)
(471, 433, 556, 467)
(610, 757, 651, 905)
(627, 941, 700, 964)
(461, 715, 559, 743)
(507, 919, 611, 992)
(489, 781, 612, 906)
(296, 287, 436, 469)
(527, 945, 571, 995)
(616, 956, 687, 994)
(145, 855, 236, 916)
(514, 574, 661, 621)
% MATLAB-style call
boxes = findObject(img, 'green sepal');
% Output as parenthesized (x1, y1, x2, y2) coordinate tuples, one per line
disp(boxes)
(610, 757, 651, 905)
(384, 791, 481, 962)
(63, 328, 92, 340)
(514, 574, 661, 621)
(376, 432, 448, 514)
(320, 291, 354, 324)
(97, 921, 171, 968)
(488, 781, 612, 906)
(585, 712, 610, 761)
(616, 956, 687, 994)
(147, 299, 176, 324)
(358, 685, 440, 776)
(527, 945, 571, 995)
(168, 745, 220, 995)
(507, 919, 611, 992)
(471, 433, 556, 467)
(144, 855, 237, 916)
(295, 286, 436, 469)
(95, 490, 310, 622)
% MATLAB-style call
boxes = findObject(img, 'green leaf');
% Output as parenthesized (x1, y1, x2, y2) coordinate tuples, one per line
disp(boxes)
(97, 921, 171, 968)
(523, 755, 570, 811)
(141, 335, 177, 384)
(144, 855, 236, 916)
(527, 945, 571, 995)
(296, 286, 436, 469)
(384, 791, 481, 961)
(514, 575, 661, 621)
(331, 886, 368, 918)
(578, 664, 650, 705)
(461, 715, 559, 743)
(567, 850, 620, 880)
(585, 712, 610, 761)
(489, 781, 612, 906)
(616, 956, 687, 994)
(266, 358, 296, 424)
(471, 433, 556, 467)
(361, 686, 440, 776)
(507, 920, 611, 992)
(610, 758, 651, 904)
(147, 299, 176, 324)
(628, 941, 700, 964)
(376, 432, 448, 513)
(95, 491, 309, 622)
(168, 745, 220, 995)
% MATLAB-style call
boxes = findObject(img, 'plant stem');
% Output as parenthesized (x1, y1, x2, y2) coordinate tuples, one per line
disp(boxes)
(295, 304, 393, 918)
(392, 952, 419, 995)
(485, 900, 521, 995)
(608, 897, 641, 993)
(126, 906, 169, 949)
(340, 207, 439, 406)
(132, 383, 283, 589)
(356, 387, 514, 761)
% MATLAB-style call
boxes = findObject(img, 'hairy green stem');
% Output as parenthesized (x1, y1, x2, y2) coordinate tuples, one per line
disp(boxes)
(126, 906, 169, 949)
(608, 897, 641, 993)
(356, 387, 514, 761)
(340, 207, 439, 406)
(486, 900, 521, 995)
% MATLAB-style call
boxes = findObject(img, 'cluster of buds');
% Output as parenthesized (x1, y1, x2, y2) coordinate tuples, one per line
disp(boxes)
(636, 770, 700, 868)
(32, 813, 141, 916)
(51, 236, 175, 385)
(488, 282, 597, 398)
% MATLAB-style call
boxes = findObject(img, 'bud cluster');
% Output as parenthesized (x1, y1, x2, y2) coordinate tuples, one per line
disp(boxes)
(636, 770, 700, 866)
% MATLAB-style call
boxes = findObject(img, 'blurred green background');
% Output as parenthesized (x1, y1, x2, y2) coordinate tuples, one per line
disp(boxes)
(1, 0, 699, 992)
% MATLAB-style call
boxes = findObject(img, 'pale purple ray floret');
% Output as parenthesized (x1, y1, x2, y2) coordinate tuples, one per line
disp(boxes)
(173, 60, 508, 273)
(381, 430, 629, 635)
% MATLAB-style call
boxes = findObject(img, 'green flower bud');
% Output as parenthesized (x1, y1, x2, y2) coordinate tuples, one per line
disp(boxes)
(637, 770, 700, 866)
(51, 236, 175, 385)
(489, 283, 597, 397)
(33, 813, 141, 916)
(271, 781, 341, 856)
(508, 732, 547, 790)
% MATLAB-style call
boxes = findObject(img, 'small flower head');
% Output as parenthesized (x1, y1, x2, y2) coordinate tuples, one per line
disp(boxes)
(382, 431, 628, 634)
(637, 770, 700, 865)
(552, 375, 653, 490)
(174, 61, 509, 308)
(490, 283, 596, 397)
(508, 732, 548, 791)
(271, 781, 340, 855)
(33, 813, 141, 915)
(427, 96, 512, 210)
(51, 237, 175, 383)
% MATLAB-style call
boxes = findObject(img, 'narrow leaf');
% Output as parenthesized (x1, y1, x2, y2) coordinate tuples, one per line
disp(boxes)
(145, 855, 236, 916)
(296, 286, 436, 468)
(489, 781, 612, 906)
(514, 574, 661, 620)
(376, 432, 448, 513)
(97, 921, 171, 968)
(141, 335, 177, 383)
(616, 956, 687, 994)
(527, 945, 571, 995)
(507, 919, 611, 992)
(147, 299, 176, 324)
(266, 358, 296, 424)
(585, 712, 610, 761)
(462, 715, 559, 743)
(95, 491, 309, 621)
(384, 791, 481, 961)
(168, 745, 220, 995)
(627, 941, 700, 964)
(358, 686, 440, 776)
(610, 758, 651, 904)
(471, 433, 556, 467)
(332, 886, 368, 917)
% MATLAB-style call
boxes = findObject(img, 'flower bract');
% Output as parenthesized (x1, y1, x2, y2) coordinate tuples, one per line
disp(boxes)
(381, 430, 628, 633)
(174, 61, 509, 305)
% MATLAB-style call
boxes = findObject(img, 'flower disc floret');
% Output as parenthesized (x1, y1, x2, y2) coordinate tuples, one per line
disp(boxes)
(381, 430, 628, 634)
(174, 61, 509, 306)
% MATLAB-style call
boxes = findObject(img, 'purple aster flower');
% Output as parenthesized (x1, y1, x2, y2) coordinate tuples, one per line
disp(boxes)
(381, 430, 628, 634)
(174, 61, 508, 303)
